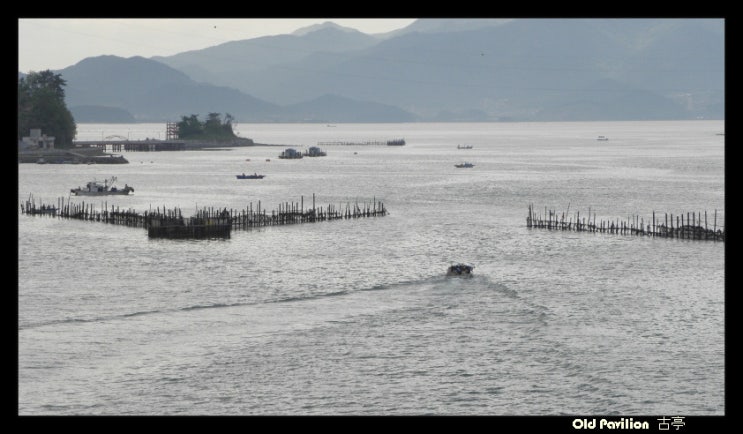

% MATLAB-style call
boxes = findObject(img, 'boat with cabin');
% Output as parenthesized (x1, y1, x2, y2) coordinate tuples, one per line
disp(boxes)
(278, 148, 303, 159)
(303, 146, 327, 157)
(70, 176, 133, 196)
(455, 162, 475, 168)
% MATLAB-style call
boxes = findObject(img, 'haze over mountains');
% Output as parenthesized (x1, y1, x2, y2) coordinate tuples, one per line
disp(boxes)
(46, 18, 723, 123)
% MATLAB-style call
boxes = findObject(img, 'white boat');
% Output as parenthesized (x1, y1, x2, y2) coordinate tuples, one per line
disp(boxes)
(70, 176, 133, 196)
(447, 263, 474, 276)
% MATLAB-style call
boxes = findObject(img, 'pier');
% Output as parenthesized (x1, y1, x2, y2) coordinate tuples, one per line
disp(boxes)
(526, 204, 724, 242)
(73, 139, 187, 152)
(17, 147, 130, 164)
(316, 138, 405, 146)
(20, 194, 387, 239)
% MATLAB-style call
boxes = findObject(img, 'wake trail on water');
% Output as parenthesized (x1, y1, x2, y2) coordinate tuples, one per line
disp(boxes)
(19, 273, 547, 330)
(19, 301, 261, 330)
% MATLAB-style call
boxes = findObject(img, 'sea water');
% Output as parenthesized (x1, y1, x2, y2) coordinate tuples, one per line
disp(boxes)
(17, 121, 725, 415)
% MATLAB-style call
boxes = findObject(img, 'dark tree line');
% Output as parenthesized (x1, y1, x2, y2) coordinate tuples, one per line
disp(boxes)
(18, 70, 76, 147)
(176, 113, 237, 140)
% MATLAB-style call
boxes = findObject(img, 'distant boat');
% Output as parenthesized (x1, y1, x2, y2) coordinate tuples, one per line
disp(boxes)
(447, 263, 474, 277)
(457, 144, 473, 149)
(455, 162, 474, 168)
(387, 139, 406, 146)
(278, 148, 303, 159)
(597, 135, 609, 141)
(71, 176, 133, 196)
(303, 146, 327, 157)
(236, 173, 265, 179)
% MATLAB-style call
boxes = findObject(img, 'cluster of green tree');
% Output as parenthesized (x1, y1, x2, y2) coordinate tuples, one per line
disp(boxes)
(176, 113, 238, 140)
(18, 70, 76, 147)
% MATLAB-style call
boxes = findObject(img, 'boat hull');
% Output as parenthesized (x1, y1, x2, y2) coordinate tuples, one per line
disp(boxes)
(71, 189, 133, 196)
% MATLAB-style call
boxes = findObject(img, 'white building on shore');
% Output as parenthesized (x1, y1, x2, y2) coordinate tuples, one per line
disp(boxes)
(20, 129, 55, 150)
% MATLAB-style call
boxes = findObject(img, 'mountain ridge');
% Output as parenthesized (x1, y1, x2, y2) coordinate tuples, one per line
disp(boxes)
(44, 18, 723, 123)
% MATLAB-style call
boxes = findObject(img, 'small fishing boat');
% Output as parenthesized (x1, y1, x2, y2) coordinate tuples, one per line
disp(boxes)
(447, 263, 474, 276)
(455, 162, 474, 168)
(278, 148, 303, 159)
(70, 176, 133, 196)
(597, 135, 609, 141)
(303, 146, 327, 157)
(457, 144, 473, 149)
(236, 173, 265, 179)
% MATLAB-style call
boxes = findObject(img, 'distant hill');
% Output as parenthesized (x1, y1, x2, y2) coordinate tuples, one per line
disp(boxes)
(380, 18, 513, 38)
(152, 24, 378, 94)
(284, 94, 417, 122)
(291, 21, 367, 36)
(531, 78, 689, 121)
(52, 18, 723, 123)
(223, 18, 722, 121)
(57, 55, 411, 123)
(70, 105, 136, 123)
(60, 55, 283, 122)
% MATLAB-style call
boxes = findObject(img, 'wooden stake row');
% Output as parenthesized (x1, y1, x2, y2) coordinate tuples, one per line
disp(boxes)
(526, 204, 724, 242)
(20, 194, 387, 239)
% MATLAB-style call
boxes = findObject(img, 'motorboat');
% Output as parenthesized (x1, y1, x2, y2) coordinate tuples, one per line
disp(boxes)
(447, 263, 474, 276)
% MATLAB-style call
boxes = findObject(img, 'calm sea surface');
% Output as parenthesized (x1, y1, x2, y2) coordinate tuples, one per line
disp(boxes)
(18, 121, 725, 415)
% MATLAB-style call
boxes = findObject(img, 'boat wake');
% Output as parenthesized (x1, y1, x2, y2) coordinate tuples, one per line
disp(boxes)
(19, 301, 259, 330)
(20, 275, 535, 331)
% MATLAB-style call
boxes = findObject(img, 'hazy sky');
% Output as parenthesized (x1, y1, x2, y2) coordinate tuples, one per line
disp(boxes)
(18, 18, 417, 73)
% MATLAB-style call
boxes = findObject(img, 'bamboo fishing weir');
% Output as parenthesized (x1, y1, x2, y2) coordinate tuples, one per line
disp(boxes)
(527, 204, 725, 242)
(20, 194, 387, 240)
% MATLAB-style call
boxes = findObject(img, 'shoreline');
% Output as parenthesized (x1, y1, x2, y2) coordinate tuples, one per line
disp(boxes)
(17, 140, 287, 164)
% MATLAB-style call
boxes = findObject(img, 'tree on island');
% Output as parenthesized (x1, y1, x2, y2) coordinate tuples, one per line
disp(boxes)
(176, 112, 238, 140)
(18, 70, 77, 147)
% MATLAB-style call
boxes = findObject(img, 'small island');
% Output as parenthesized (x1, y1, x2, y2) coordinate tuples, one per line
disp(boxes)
(19, 109, 265, 164)
(175, 113, 254, 148)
